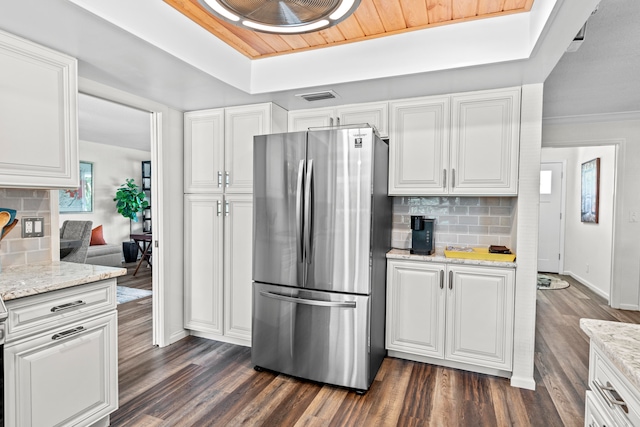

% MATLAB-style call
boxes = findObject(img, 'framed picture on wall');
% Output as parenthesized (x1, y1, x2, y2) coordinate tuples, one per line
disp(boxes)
(581, 158, 600, 223)
(59, 161, 93, 213)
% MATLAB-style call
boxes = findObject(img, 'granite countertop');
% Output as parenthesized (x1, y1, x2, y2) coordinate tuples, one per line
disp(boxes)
(0, 261, 126, 301)
(580, 318, 640, 392)
(387, 248, 517, 268)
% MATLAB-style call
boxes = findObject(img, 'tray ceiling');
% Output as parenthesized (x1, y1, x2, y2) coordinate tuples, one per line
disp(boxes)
(164, 0, 535, 59)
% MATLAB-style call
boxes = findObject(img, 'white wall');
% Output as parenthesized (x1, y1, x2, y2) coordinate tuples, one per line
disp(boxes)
(541, 146, 615, 299)
(543, 116, 640, 310)
(59, 140, 150, 246)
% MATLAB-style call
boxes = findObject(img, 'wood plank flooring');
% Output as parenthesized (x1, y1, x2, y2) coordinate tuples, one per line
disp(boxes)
(112, 270, 640, 426)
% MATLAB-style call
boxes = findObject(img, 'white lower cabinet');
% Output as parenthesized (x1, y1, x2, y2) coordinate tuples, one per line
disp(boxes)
(184, 193, 253, 346)
(386, 259, 515, 374)
(4, 281, 118, 427)
(585, 342, 640, 426)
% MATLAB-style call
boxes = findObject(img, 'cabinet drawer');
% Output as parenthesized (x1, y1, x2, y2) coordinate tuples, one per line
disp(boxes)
(590, 344, 640, 426)
(5, 279, 116, 342)
(585, 391, 614, 427)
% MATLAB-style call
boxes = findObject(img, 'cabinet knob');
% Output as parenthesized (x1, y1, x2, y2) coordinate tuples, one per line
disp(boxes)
(225, 172, 230, 187)
(225, 201, 229, 217)
(443, 169, 447, 189)
(217, 200, 222, 216)
(448, 270, 453, 290)
(440, 270, 444, 289)
(451, 169, 456, 188)
(218, 171, 222, 188)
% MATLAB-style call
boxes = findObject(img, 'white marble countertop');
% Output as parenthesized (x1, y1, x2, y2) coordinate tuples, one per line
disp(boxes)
(387, 248, 517, 268)
(0, 261, 126, 301)
(580, 318, 640, 391)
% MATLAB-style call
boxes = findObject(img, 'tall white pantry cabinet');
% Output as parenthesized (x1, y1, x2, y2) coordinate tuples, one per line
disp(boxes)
(183, 103, 287, 346)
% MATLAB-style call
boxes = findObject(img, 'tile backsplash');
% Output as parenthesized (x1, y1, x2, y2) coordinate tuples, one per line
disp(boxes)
(392, 196, 515, 251)
(0, 188, 52, 269)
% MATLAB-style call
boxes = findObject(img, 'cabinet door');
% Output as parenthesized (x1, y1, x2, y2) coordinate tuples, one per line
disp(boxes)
(386, 260, 446, 358)
(225, 104, 274, 193)
(4, 312, 118, 427)
(450, 88, 520, 195)
(445, 265, 515, 371)
(288, 107, 334, 132)
(184, 194, 224, 334)
(224, 194, 253, 343)
(0, 30, 78, 188)
(184, 109, 225, 193)
(388, 96, 450, 195)
(337, 102, 389, 137)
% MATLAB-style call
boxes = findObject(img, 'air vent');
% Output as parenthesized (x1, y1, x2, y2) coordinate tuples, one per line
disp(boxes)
(296, 90, 339, 102)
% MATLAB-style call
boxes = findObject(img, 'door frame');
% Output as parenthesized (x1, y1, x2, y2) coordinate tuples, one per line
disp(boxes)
(76, 78, 168, 347)
(538, 160, 567, 274)
(541, 139, 620, 307)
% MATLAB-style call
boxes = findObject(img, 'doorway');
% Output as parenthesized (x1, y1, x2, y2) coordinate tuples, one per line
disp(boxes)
(538, 146, 616, 301)
(538, 162, 565, 273)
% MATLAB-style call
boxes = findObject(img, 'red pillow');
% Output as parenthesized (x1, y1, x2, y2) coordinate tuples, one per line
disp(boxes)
(90, 225, 107, 246)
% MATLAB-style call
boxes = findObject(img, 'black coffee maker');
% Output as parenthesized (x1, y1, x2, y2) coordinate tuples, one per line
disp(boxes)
(410, 216, 435, 255)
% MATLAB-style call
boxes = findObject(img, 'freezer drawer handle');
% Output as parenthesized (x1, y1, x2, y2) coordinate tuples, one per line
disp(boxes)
(260, 291, 356, 308)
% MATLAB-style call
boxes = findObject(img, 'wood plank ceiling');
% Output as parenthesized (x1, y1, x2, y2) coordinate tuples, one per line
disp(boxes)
(164, 0, 535, 59)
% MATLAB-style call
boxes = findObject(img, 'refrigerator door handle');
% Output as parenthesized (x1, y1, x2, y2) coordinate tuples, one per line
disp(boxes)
(259, 291, 356, 308)
(296, 159, 305, 264)
(304, 159, 314, 264)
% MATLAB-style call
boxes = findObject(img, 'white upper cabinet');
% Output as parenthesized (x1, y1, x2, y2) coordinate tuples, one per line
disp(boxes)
(288, 101, 389, 137)
(0, 30, 78, 189)
(388, 87, 521, 196)
(450, 88, 521, 195)
(225, 103, 287, 193)
(184, 109, 225, 193)
(184, 103, 287, 194)
(388, 96, 450, 195)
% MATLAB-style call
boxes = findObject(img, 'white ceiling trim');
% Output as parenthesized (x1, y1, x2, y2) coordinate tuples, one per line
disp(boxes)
(68, 0, 557, 95)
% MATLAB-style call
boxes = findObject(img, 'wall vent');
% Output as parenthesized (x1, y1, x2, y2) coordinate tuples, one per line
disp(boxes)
(296, 90, 339, 102)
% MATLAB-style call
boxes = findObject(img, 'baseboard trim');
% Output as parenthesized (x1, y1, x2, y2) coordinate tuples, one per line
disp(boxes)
(564, 271, 609, 301)
(190, 330, 251, 347)
(168, 329, 189, 345)
(387, 350, 511, 380)
(510, 375, 536, 390)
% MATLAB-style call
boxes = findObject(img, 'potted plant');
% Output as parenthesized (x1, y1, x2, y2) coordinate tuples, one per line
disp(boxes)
(114, 178, 149, 263)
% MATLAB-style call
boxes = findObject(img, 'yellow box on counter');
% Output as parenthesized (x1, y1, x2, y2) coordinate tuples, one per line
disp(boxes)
(444, 247, 516, 262)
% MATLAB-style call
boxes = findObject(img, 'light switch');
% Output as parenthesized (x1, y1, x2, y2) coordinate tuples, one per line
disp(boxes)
(21, 217, 45, 238)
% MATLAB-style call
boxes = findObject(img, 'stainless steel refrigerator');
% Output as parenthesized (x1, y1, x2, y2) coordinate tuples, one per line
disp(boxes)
(252, 126, 390, 392)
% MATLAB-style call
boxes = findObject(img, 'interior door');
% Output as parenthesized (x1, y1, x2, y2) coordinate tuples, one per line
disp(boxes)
(253, 132, 306, 288)
(305, 128, 373, 294)
(538, 162, 564, 273)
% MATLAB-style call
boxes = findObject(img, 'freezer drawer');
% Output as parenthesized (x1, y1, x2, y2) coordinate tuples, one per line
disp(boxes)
(252, 282, 372, 391)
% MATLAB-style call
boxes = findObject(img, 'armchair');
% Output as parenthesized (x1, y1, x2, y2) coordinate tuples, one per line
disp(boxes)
(60, 220, 93, 263)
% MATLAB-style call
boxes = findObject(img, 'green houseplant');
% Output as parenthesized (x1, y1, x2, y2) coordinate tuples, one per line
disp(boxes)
(114, 179, 149, 262)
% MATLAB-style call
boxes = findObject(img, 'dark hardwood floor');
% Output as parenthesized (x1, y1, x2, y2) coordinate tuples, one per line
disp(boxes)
(112, 271, 640, 426)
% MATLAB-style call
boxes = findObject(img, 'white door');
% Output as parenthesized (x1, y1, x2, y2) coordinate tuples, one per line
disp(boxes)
(538, 162, 564, 273)
(184, 194, 224, 334)
(449, 88, 520, 195)
(445, 265, 515, 371)
(385, 260, 446, 358)
(288, 108, 334, 132)
(224, 194, 254, 344)
(388, 96, 450, 195)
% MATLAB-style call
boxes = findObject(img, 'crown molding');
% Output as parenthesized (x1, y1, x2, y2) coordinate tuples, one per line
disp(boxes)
(543, 111, 640, 126)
